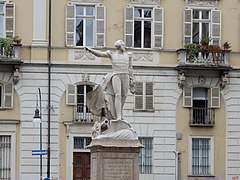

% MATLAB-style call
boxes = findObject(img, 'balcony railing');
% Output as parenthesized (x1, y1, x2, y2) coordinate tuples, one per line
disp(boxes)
(177, 48, 231, 67)
(74, 104, 95, 123)
(189, 107, 215, 126)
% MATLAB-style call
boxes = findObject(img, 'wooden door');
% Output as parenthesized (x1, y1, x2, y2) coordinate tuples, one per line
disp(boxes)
(73, 152, 91, 180)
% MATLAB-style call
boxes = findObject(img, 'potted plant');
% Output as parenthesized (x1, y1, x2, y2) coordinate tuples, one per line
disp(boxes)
(200, 37, 210, 49)
(222, 41, 231, 50)
(184, 43, 200, 62)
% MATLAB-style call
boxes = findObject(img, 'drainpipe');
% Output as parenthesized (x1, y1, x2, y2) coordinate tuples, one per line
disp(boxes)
(47, 0, 52, 178)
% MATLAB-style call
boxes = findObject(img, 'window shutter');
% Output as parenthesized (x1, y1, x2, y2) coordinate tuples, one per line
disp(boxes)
(5, 3, 15, 38)
(184, 9, 192, 45)
(95, 5, 105, 47)
(211, 10, 221, 45)
(125, 6, 134, 48)
(183, 87, 192, 107)
(211, 87, 220, 108)
(135, 82, 143, 110)
(4, 82, 13, 108)
(146, 82, 153, 110)
(66, 84, 77, 105)
(65, 4, 75, 47)
(153, 8, 164, 48)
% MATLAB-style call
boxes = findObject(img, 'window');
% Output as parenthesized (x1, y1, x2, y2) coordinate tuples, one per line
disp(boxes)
(139, 137, 153, 174)
(66, 83, 94, 122)
(125, 6, 163, 49)
(183, 87, 220, 125)
(66, 4, 105, 47)
(0, 135, 11, 180)
(0, 82, 13, 109)
(184, 9, 221, 45)
(190, 137, 214, 175)
(73, 137, 91, 149)
(0, 2, 15, 38)
(134, 82, 153, 111)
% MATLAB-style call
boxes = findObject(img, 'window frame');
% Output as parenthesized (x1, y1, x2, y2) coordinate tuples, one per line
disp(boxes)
(139, 137, 153, 174)
(0, 82, 13, 109)
(189, 136, 214, 176)
(134, 81, 154, 111)
(125, 6, 164, 49)
(184, 8, 221, 45)
(65, 3, 105, 47)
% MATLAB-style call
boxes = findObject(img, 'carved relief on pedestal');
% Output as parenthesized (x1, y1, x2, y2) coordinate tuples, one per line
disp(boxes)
(127, 0, 160, 5)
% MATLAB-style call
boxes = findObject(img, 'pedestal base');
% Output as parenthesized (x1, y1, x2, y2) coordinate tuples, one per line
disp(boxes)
(88, 139, 143, 180)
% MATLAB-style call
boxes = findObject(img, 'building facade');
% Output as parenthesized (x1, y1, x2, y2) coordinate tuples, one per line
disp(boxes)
(0, 0, 240, 180)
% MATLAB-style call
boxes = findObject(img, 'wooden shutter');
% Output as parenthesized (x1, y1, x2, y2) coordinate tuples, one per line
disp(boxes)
(211, 10, 221, 45)
(210, 87, 220, 108)
(153, 8, 164, 48)
(125, 6, 134, 48)
(66, 4, 75, 47)
(5, 3, 15, 38)
(184, 9, 192, 45)
(95, 5, 105, 47)
(66, 84, 77, 105)
(135, 82, 143, 110)
(183, 87, 192, 107)
(146, 82, 153, 110)
(4, 82, 13, 108)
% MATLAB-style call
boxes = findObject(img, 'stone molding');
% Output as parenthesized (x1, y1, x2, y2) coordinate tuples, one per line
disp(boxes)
(127, 0, 160, 5)
(187, 0, 218, 6)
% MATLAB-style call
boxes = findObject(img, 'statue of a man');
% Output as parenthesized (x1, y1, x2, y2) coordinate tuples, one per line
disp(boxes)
(85, 40, 135, 121)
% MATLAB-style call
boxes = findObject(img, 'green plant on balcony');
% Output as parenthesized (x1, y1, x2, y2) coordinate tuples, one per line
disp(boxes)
(0, 36, 22, 57)
(222, 41, 231, 50)
(184, 43, 200, 61)
(200, 37, 210, 47)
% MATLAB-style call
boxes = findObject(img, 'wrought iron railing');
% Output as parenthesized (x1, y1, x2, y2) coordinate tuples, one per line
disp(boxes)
(73, 104, 95, 123)
(190, 107, 215, 126)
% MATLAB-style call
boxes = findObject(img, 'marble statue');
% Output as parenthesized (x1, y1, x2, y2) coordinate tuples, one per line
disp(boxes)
(85, 40, 137, 139)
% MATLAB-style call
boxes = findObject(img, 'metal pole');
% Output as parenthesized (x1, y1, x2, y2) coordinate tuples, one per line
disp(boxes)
(39, 88, 42, 180)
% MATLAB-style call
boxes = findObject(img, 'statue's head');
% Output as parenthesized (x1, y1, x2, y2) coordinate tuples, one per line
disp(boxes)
(115, 40, 126, 52)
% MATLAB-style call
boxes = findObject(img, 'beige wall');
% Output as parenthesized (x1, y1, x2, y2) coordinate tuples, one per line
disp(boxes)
(176, 95, 226, 179)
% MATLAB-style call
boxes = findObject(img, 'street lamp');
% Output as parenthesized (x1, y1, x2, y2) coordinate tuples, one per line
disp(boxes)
(33, 88, 43, 180)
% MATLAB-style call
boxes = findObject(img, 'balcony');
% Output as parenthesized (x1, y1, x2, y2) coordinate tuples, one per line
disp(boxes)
(189, 107, 215, 127)
(0, 37, 22, 67)
(176, 46, 232, 72)
(73, 104, 96, 123)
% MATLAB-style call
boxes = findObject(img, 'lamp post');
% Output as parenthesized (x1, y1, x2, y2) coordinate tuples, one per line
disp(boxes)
(33, 88, 42, 180)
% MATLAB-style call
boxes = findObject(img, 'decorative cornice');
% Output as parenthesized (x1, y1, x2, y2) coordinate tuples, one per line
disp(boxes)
(187, 0, 217, 6)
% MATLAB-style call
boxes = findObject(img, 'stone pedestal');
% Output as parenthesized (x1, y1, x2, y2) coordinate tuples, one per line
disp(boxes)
(88, 139, 143, 180)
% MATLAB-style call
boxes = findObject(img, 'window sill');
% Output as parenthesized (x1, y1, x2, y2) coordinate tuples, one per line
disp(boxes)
(188, 174, 215, 177)
(133, 109, 155, 112)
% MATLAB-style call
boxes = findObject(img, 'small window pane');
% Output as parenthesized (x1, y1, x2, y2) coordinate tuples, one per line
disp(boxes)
(76, 6, 84, 16)
(0, 85, 2, 107)
(76, 19, 83, 46)
(144, 9, 152, 18)
(86, 6, 94, 16)
(202, 23, 209, 39)
(144, 21, 151, 48)
(193, 10, 199, 19)
(86, 19, 94, 46)
(0, 4, 3, 13)
(134, 8, 142, 17)
(202, 10, 209, 19)
(193, 23, 199, 44)
(134, 21, 142, 48)
(139, 137, 153, 174)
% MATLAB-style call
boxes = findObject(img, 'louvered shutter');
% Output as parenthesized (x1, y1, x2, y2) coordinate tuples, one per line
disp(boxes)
(5, 3, 15, 38)
(66, 4, 75, 47)
(210, 87, 220, 108)
(125, 6, 134, 48)
(146, 82, 153, 110)
(153, 8, 164, 48)
(184, 9, 192, 45)
(183, 87, 192, 107)
(211, 10, 221, 45)
(4, 82, 13, 108)
(95, 5, 105, 47)
(66, 84, 77, 105)
(135, 82, 143, 110)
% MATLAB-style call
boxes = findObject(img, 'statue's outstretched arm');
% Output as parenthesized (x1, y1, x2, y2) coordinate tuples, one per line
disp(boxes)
(85, 47, 110, 58)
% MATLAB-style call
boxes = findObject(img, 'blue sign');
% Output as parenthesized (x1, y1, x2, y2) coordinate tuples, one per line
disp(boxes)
(32, 150, 48, 156)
